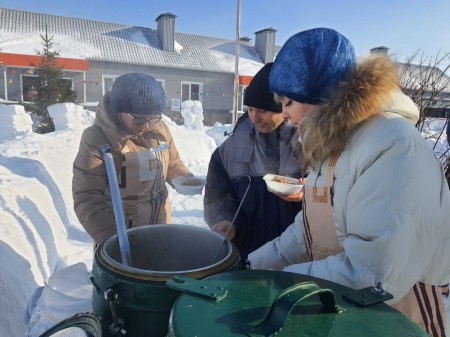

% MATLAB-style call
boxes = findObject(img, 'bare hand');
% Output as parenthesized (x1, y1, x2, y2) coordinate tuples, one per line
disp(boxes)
(211, 220, 236, 240)
(276, 177, 306, 202)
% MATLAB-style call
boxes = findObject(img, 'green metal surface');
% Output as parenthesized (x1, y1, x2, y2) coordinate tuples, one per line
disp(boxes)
(167, 275, 228, 301)
(342, 285, 394, 306)
(168, 270, 429, 337)
(91, 263, 180, 337)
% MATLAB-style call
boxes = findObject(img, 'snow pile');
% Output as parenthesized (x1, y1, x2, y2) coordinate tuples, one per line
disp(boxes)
(26, 263, 92, 336)
(206, 121, 233, 147)
(48, 103, 95, 130)
(180, 100, 205, 131)
(0, 102, 220, 336)
(0, 104, 33, 140)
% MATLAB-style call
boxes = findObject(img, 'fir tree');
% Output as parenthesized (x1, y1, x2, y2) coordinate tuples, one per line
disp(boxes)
(29, 27, 76, 133)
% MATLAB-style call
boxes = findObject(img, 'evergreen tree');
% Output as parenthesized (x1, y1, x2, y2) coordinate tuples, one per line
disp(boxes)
(29, 27, 76, 133)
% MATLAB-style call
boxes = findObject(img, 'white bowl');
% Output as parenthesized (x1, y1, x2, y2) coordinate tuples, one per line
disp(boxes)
(172, 176, 206, 195)
(263, 174, 303, 195)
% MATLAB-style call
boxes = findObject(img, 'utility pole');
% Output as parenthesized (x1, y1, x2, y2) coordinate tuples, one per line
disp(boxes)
(232, 0, 242, 125)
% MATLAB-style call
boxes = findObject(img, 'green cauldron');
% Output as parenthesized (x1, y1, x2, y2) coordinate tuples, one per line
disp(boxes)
(38, 267, 430, 337)
(90, 224, 241, 337)
(39, 225, 430, 337)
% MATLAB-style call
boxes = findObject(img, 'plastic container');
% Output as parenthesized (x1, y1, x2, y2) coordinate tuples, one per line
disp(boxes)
(263, 174, 303, 195)
(172, 176, 206, 195)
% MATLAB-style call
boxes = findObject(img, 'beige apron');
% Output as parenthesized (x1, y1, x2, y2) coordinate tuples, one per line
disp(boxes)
(303, 154, 344, 261)
(303, 155, 447, 337)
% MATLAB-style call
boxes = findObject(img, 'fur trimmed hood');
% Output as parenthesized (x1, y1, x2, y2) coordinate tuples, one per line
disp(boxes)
(298, 55, 417, 168)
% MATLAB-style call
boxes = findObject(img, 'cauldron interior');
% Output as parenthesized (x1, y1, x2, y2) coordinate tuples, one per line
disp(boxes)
(103, 224, 233, 273)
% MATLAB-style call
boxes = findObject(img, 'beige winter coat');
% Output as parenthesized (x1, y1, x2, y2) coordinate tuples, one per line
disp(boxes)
(72, 94, 191, 244)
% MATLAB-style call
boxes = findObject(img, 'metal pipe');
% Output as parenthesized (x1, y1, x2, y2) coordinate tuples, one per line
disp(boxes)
(211, 175, 251, 264)
(232, 0, 242, 126)
(100, 144, 132, 267)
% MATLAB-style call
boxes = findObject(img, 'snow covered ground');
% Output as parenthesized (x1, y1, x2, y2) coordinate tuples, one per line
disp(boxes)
(0, 101, 231, 336)
(0, 101, 448, 336)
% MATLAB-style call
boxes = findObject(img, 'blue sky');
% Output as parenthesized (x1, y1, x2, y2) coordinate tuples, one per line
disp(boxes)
(1, 0, 449, 62)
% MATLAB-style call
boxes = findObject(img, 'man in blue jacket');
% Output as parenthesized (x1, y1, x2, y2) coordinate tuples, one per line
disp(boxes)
(204, 62, 304, 259)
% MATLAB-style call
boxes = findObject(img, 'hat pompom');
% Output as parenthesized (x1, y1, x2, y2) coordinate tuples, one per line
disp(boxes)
(244, 62, 281, 113)
(269, 28, 356, 104)
(109, 73, 166, 115)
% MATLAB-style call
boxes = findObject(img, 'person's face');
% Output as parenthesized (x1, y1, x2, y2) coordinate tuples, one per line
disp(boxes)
(120, 112, 162, 135)
(247, 107, 284, 133)
(279, 97, 316, 127)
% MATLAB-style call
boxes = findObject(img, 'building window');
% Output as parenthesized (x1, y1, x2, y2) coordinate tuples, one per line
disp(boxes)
(102, 75, 118, 95)
(181, 82, 202, 102)
(156, 79, 165, 90)
(103, 75, 165, 95)
(238, 85, 247, 112)
(21, 75, 74, 102)
(60, 78, 75, 100)
(21, 75, 39, 102)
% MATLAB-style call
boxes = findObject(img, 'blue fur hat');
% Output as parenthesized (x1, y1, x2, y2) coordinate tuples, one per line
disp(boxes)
(109, 73, 166, 115)
(269, 28, 356, 104)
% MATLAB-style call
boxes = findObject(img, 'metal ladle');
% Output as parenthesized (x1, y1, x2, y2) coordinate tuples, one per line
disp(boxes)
(211, 175, 251, 264)
(100, 144, 132, 267)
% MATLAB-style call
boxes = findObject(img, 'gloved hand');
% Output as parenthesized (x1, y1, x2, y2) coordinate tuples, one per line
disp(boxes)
(211, 220, 235, 240)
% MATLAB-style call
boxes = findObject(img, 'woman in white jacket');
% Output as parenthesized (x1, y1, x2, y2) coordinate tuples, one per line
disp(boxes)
(248, 28, 450, 337)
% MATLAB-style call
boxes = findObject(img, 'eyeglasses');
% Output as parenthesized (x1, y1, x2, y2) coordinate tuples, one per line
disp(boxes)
(127, 113, 162, 126)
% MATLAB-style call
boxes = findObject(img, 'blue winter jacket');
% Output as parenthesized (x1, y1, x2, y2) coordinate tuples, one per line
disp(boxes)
(204, 117, 303, 258)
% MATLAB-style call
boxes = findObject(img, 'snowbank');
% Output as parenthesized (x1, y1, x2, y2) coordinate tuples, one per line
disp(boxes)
(0, 102, 218, 336)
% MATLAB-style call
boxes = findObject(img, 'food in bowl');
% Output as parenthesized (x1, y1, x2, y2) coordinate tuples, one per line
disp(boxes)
(272, 176, 299, 184)
(263, 174, 303, 195)
(172, 176, 206, 195)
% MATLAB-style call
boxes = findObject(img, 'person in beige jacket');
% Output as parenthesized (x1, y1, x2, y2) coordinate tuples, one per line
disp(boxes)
(248, 28, 450, 336)
(73, 73, 192, 244)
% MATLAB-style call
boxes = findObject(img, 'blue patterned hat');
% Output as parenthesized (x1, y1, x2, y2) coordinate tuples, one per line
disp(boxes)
(269, 28, 356, 104)
(109, 73, 166, 115)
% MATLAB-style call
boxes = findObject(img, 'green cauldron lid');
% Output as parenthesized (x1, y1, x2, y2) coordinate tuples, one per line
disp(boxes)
(167, 270, 428, 337)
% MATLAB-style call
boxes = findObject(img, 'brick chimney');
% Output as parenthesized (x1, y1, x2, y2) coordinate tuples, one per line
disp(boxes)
(254, 28, 277, 63)
(155, 13, 177, 52)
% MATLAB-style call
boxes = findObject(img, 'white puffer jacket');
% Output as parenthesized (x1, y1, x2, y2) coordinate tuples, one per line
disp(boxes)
(248, 55, 450, 304)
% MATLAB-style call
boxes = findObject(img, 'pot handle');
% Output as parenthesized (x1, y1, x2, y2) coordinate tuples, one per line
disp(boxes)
(249, 281, 344, 337)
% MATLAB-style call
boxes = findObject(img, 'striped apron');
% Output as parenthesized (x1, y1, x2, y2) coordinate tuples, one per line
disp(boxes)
(303, 155, 447, 337)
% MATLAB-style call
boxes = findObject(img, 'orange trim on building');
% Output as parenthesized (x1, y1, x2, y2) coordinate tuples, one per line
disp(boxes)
(0, 52, 89, 71)
(239, 75, 253, 85)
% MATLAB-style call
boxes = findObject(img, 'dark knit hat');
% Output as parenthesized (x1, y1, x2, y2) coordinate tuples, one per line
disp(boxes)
(244, 62, 282, 113)
(269, 28, 356, 104)
(109, 73, 166, 115)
